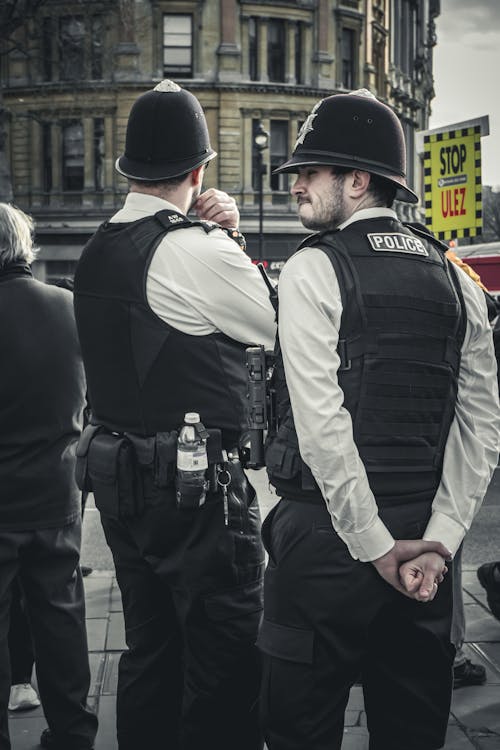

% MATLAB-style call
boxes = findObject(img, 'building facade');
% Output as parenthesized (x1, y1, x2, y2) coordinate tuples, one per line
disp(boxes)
(1, 0, 440, 280)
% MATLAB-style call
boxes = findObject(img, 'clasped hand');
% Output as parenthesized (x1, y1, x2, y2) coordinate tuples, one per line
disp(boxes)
(372, 540, 451, 602)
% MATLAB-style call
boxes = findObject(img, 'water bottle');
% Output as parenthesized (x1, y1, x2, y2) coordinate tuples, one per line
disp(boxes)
(176, 412, 209, 508)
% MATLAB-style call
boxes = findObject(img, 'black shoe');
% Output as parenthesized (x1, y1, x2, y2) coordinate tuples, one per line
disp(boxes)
(453, 658, 486, 689)
(80, 565, 93, 577)
(40, 729, 94, 750)
(477, 562, 500, 620)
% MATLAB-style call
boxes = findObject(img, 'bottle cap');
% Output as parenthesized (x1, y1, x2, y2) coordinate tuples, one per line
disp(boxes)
(184, 412, 200, 424)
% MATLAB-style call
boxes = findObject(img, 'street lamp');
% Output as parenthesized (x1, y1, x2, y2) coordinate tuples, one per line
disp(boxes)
(254, 122, 269, 261)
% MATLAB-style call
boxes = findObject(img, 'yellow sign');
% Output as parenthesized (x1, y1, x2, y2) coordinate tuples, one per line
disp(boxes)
(423, 125, 482, 240)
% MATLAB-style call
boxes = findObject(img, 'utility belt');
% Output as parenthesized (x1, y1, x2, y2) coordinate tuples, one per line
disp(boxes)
(75, 423, 238, 520)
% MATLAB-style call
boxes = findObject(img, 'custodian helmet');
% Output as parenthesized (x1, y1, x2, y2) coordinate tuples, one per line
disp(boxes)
(115, 80, 217, 181)
(275, 89, 418, 204)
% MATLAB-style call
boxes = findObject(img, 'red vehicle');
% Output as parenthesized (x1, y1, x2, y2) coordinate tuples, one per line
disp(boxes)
(456, 242, 500, 295)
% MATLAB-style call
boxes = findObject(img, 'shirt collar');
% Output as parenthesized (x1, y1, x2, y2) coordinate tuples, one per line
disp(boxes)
(338, 207, 398, 231)
(110, 192, 186, 223)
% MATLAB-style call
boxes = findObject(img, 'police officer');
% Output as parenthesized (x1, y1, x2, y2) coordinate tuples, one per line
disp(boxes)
(73, 81, 275, 750)
(258, 90, 500, 750)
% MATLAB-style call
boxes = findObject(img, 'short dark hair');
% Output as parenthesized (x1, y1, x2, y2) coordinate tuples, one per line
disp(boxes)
(330, 166, 396, 207)
(130, 173, 189, 190)
(366, 173, 397, 207)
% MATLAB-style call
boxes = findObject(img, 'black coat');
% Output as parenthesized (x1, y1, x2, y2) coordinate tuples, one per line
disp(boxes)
(0, 264, 86, 529)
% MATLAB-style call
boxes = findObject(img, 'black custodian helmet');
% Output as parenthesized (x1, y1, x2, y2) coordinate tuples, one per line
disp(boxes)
(275, 89, 418, 204)
(115, 80, 217, 181)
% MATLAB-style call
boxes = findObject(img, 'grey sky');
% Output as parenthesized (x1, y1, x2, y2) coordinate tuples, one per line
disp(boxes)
(430, 0, 500, 187)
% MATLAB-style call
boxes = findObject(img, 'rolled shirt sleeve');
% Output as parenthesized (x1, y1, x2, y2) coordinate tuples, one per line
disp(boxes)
(112, 191, 277, 350)
(423, 267, 500, 556)
(147, 224, 276, 349)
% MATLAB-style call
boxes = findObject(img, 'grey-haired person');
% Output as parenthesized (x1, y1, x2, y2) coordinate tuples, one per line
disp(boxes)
(0, 203, 97, 750)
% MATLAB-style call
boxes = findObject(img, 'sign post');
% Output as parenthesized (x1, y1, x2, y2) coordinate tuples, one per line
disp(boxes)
(417, 116, 489, 241)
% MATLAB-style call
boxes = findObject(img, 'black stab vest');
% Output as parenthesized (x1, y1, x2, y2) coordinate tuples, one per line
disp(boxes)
(74, 209, 248, 447)
(266, 217, 466, 507)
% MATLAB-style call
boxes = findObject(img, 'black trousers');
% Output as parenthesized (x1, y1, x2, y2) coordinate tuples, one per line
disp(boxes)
(0, 518, 98, 750)
(259, 499, 455, 750)
(97, 459, 265, 750)
(8, 578, 34, 685)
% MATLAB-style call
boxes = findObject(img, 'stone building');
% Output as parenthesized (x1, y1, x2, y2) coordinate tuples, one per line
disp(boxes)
(1, 0, 440, 280)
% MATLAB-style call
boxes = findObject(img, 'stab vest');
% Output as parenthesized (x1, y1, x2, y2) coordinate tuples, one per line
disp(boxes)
(266, 217, 467, 507)
(74, 209, 248, 447)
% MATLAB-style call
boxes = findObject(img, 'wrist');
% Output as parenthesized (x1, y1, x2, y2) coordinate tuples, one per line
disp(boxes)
(221, 226, 246, 251)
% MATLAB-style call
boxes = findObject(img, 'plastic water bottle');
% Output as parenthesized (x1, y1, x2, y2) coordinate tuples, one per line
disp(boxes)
(176, 412, 209, 508)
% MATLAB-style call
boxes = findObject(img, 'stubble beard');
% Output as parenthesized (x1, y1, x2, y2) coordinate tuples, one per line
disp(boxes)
(298, 173, 348, 231)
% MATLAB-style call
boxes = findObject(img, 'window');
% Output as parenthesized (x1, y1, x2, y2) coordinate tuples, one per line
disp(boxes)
(42, 18, 53, 81)
(268, 19, 285, 82)
(59, 16, 85, 81)
(373, 28, 386, 96)
(94, 118, 105, 191)
(62, 121, 84, 191)
(341, 27, 356, 89)
(163, 14, 193, 77)
(249, 17, 258, 81)
(46, 13, 104, 81)
(42, 123, 52, 194)
(91, 16, 103, 79)
(295, 22, 303, 85)
(393, 0, 417, 75)
(270, 121, 288, 194)
(403, 120, 415, 190)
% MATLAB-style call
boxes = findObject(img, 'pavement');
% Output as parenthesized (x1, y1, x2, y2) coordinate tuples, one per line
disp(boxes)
(7, 470, 500, 749)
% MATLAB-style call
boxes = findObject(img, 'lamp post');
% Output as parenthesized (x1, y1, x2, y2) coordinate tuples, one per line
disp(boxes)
(254, 122, 269, 261)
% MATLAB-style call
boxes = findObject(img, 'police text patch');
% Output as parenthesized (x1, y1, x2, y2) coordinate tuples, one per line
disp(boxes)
(367, 233, 429, 256)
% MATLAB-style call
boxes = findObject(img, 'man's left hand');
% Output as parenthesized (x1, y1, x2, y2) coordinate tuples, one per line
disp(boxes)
(193, 189, 240, 229)
(399, 552, 448, 602)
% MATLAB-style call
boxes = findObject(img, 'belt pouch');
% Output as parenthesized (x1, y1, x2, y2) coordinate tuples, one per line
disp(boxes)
(154, 431, 178, 488)
(75, 423, 101, 492)
(88, 434, 136, 519)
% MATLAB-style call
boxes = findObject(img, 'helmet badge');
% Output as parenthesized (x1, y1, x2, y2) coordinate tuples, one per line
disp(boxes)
(154, 79, 181, 93)
(294, 99, 323, 150)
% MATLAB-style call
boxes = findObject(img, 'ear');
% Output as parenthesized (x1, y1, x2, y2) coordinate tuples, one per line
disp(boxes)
(346, 169, 371, 198)
(191, 165, 205, 187)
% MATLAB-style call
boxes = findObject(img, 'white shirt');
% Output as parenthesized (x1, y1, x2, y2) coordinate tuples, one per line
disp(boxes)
(110, 192, 276, 350)
(278, 207, 500, 561)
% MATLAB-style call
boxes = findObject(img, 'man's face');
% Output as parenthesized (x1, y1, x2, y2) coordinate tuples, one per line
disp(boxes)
(290, 166, 349, 230)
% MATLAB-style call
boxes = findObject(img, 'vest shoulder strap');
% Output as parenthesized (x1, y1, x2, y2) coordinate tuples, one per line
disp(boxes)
(303, 231, 368, 371)
(154, 209, 219, 235)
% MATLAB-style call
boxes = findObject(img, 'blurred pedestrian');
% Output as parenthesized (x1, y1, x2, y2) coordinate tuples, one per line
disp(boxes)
(258, 90, 500, 750)
(7, 579, 39, 712)
(477, 561, 500, 619)
(0, 203, 97, 750)
(73, 81, 275, 750)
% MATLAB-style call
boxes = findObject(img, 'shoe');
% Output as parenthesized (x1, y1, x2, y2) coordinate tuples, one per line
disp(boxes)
(80, 565, 93, 577)
(40, 729, 94, 750)
(8, 683, 41, 711)
(477, 562, 500, 620)
(453, 658, 486, 689)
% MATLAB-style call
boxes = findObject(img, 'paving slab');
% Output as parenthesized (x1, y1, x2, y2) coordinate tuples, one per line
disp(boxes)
(341, 726, 369, 750)
(86, 617, 108, 653)
(93, 696, 118, 750)
(105, 612, 126, 651)
(451, 686, 500, 733)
